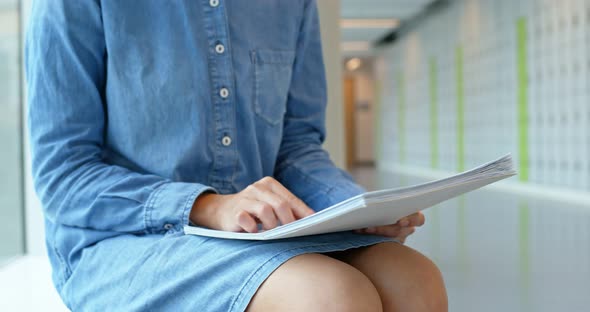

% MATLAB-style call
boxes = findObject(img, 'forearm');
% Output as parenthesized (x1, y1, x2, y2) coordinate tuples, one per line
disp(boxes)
(31, 148, 215, 233)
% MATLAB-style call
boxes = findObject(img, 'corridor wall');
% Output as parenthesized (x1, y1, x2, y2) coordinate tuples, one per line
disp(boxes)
(375, 0, 590, 193)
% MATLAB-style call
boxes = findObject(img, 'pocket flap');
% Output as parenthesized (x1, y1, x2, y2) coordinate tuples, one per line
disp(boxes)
(251, 49, 295, 65)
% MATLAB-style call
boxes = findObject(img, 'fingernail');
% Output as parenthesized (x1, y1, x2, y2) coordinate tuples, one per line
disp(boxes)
(399, 219, 410, 227)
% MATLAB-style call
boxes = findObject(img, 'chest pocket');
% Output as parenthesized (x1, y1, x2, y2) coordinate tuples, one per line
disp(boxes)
(251, 49, 296, 125)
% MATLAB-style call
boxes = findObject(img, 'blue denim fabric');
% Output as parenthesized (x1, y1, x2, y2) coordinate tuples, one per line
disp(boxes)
(59, 231, 393, 311)
(26, 0, 365, 296)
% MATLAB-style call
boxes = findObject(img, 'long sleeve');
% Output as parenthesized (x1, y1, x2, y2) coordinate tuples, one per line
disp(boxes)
(25, 0, 215, 234)
(274, 0, 365, 212)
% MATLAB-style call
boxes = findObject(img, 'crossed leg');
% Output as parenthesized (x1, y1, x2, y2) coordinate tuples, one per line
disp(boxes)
(247, 242, 447, 312)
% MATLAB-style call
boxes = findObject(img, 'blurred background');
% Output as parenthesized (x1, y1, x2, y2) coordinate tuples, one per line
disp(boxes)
(1, 0, 589, 311)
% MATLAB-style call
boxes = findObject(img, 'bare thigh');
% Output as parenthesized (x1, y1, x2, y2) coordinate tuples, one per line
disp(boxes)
(331, 242, 448, 312)
(246, 253, 383, 312)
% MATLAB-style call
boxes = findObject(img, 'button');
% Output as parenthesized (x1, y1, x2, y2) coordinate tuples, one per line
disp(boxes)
(209, 0, 219, 7)
(215, 43, 225, 54)
(221, 136, 232, 146)
(219, 87, 229, 99)
(164, 224, 173, 230)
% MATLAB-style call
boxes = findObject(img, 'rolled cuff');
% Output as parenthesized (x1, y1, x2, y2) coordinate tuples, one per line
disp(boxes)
(145, 181, 217, 233)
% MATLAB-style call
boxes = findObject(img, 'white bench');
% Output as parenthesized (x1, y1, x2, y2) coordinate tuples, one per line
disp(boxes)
(0, 255, 69, 311)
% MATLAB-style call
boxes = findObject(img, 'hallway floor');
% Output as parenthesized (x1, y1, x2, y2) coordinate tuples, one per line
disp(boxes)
(352, 166, 590, 312)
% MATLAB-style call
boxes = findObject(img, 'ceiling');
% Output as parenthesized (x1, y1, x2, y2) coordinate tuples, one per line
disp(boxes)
(340, 0, 437, 56)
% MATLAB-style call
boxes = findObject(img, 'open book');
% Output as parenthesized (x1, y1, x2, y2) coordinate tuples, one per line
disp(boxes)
(184, 155, 516, 240)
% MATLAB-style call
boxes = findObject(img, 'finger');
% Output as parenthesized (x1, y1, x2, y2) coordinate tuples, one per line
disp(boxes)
(397, 217, 410, 227)
(259, 176, 314, 219)
(243, 200, 279, 231)
(374, 225, 403, 237)
(365, 227, 377, 234)
(397, 212, 425, 227)
(257, 176, 315, 219)
(251, 187, 297, 226)
(236, 210, 258, 233)
(407, 212, 425, 227)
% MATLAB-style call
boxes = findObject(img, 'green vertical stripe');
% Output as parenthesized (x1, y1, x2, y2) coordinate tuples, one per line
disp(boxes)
(517, 18, 529, 182)
(456, 46, 465, 172)
(516, 16, 531, 274)
(429, 57, 439, 169)
(397, 72, 406, 164)
(517, 18, 531, 311)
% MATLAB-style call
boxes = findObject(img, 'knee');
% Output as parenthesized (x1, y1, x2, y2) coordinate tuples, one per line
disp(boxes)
(381, 244, 448, 312)
(407, 251, 447, 312)
(318, 263, 383, 312)
(346, 243, 447, 312)
(248, 253, 382, 312)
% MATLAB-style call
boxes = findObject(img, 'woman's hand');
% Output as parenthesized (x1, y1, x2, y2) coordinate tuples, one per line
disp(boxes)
(190, 177, 315, 233)
(355, 212, 425, 243)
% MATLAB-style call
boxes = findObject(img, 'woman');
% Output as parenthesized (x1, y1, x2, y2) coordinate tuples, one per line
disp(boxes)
(26, 0, 447, 311)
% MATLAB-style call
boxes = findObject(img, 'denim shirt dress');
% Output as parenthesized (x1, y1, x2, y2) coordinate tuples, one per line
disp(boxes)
(25, 0, 392, 311)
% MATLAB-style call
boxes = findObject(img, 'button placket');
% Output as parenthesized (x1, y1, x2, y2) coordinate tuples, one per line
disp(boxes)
(203, 0, 237, 192)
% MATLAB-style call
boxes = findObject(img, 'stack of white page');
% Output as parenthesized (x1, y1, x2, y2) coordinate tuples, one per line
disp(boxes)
(184, 154, 516, 240)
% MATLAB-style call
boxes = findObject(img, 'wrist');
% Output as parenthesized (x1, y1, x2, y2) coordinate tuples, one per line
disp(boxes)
(189, 192, 221, 228)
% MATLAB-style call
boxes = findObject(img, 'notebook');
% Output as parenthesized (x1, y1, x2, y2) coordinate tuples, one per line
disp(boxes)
(184, 154, 516, 240)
